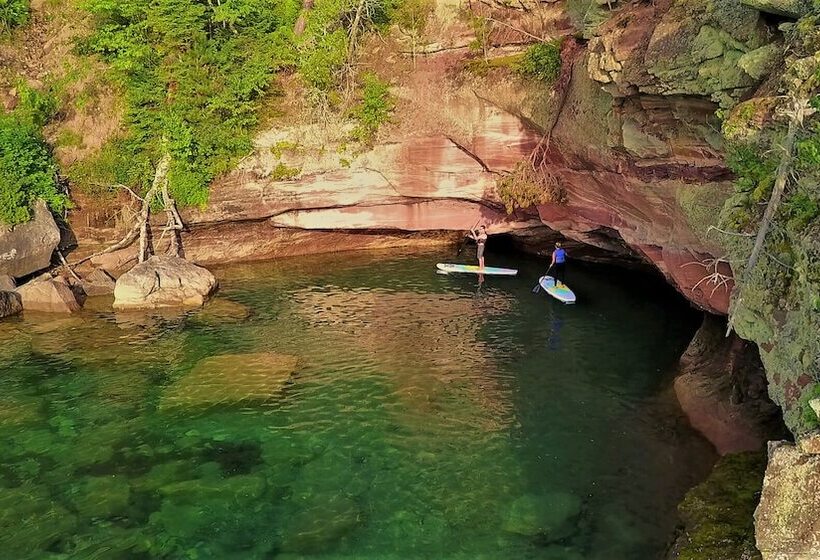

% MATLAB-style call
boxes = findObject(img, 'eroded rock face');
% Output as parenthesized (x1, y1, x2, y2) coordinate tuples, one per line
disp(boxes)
(113, 256, 217, 310)
(675, 316, 786, 454)
(755, 441, 820, 560)
(68, 0, 754, 319)
(0, 200, 60, 279)
(16, 276, 81, 313)
(588, 0, 776, 108)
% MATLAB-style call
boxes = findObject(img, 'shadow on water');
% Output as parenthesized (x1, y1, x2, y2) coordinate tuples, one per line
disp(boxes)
(0, 247, 715, 559)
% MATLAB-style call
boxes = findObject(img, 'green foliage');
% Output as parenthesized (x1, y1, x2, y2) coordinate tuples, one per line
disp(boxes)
(79, 0, 403, 204)
(0, 87, 68, 225)
(0, 0, 28, 32)
(782, 187, 820, 232)
(800, 384, 820, 429)
(464, 53, 524, 77)
(67, 136, 153, 200)
(676, 452, 765, 560)
(467, 14, 491, 56)
(350, 73, 394, 144)
(299, 28, 348, 90)
(725, 142, 777, 195)
(80, 0, 302, 205)
(297, 0, 398, 90)
(269, 141, 300, 159)
(271, 162, 301, 180)
(518, 41, 562, 84)
(394, 0, 433, 36)
(795, 120, 820, 172)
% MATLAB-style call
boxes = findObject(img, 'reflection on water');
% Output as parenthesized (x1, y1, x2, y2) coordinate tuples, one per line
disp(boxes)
(0, 249, 715, 559)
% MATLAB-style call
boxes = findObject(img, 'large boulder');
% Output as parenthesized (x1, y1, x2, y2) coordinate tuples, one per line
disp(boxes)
(0, 200, 60, 279)
(755, 441, 820, 560)
(0, 275, 14, 291)
(16, 277, 81, 313)
(0, 291, 22, 318)
(113, 255, 218, 310)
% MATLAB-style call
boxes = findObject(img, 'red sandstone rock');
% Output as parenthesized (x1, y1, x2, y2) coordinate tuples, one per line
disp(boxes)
(675, 317, 785, 454)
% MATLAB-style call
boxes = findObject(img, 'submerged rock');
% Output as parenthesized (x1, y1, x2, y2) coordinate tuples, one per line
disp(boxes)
(159, 352, 298, 411)
(16, 276, 82, 313)
(0, 290, 22, 318)
(149, 472, 274, 557)
(0, 485, 77, 556)
(113, 255, 218, 310)
(0, 200, 60, 279)
(671, 451, 765, 559)
(502, 491, 582, 541)
(280, 495, 362, 553)
(755, 441, 820, 560)
(69, 475, 131, 519)
(189, 298, 251, 326)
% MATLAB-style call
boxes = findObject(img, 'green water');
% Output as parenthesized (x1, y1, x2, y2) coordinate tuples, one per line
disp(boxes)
(0, 250, 716, 559)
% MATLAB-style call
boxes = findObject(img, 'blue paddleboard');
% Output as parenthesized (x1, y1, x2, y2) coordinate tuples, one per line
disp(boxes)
(539, 276, 576, 304)
(437, 263, 518, 276)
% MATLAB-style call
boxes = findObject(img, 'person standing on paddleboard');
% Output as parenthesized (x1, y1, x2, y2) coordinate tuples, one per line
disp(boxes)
(551, 242, 568, 287)
(469, 225, 489, 270)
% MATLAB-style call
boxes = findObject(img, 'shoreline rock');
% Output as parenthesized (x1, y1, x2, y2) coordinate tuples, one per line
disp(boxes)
(0, 201, 60, 279)
(113, 255, 218, 310)
(16, 276, 81, 313)
(675, 316, 787, 455)
(755, 440, 820, 560)
(0, 291, 22, 318)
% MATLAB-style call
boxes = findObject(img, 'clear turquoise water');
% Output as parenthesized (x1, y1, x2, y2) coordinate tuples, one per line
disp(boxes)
(0, 249, 715, 559)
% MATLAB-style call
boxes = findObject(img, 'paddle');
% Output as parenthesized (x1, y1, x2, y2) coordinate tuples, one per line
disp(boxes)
(532, 264, 553, 294)
(456, 220, 481, 256)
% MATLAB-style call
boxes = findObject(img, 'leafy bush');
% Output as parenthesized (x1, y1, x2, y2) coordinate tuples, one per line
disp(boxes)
(80, 0, 302, 205)
(394, 0, 433, 36)
(518, 41, 562, 84)
(350, 73, 394, 143)
(0, 87, 68, 225)
(0, 0, 28, 32)
(271, 162, 301, 180)
(79, 0, 401, 204)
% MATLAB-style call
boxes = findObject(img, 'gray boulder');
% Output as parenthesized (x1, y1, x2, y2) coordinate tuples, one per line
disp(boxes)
(0, 291, 22, 318)
(0, 200, 60, 279)
(113, 255, 217, 310)
(17, 276, 81, 313)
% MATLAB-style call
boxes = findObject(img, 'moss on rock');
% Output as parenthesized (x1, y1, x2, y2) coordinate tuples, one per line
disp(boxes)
(672, 452, 765, 560)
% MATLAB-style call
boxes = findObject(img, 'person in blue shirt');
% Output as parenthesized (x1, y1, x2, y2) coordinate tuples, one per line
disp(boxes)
(551, 242, 568, 288)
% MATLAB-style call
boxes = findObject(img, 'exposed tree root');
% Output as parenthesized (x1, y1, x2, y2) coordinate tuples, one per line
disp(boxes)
(69, 153, 175, 269)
